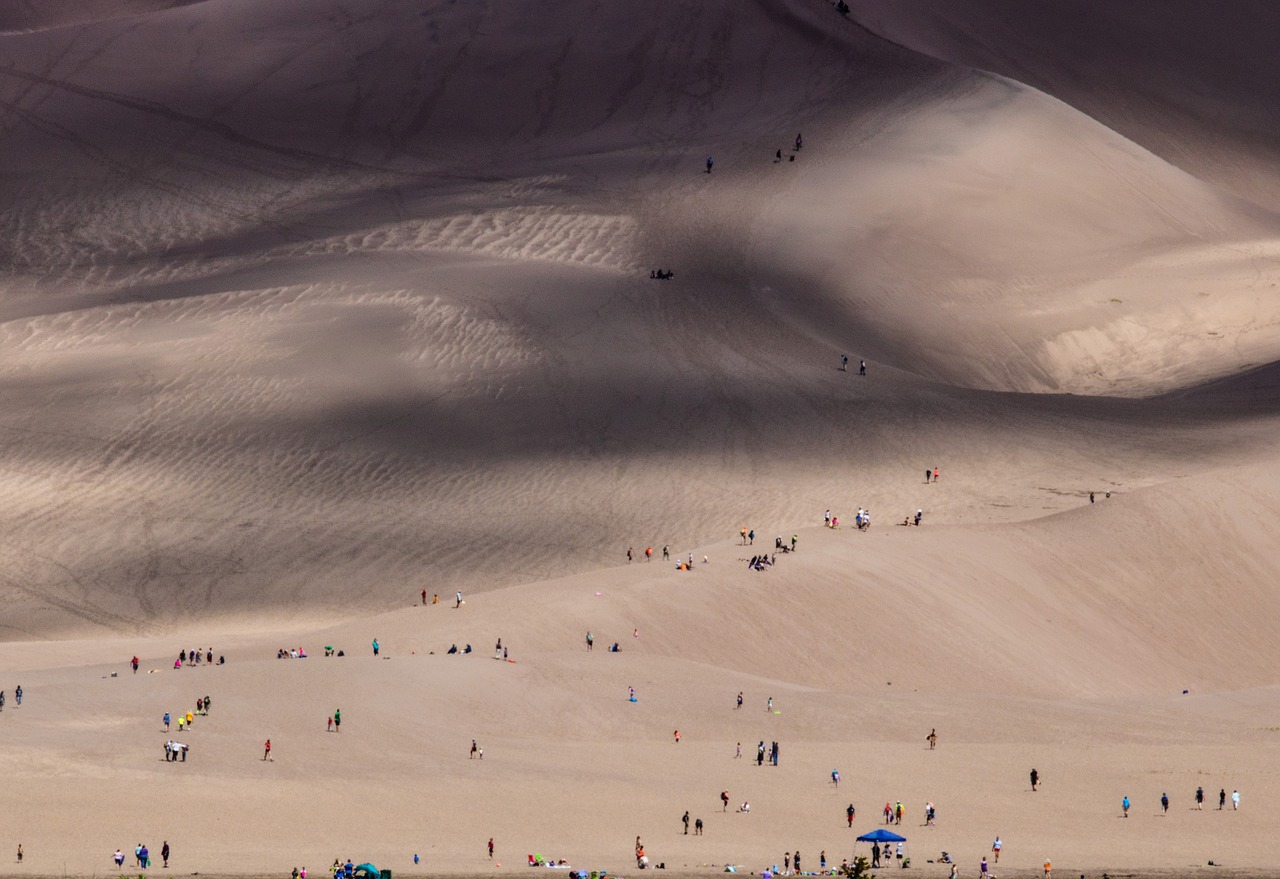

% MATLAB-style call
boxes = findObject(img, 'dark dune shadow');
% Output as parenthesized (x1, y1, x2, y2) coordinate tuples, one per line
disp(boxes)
(0, 1, 209, 34)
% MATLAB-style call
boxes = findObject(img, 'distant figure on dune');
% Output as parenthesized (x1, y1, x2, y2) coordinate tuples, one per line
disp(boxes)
(841, 354, 848, 371)
(722, 790, 730, 811)
(456, 591, 463, 608)
(421, 589, 427, 605)
(132, 656, 139, 674)
(927, 728, 937, 750)
(695, 818, 703, 835)
(925, 469, 931, 484)
(859, 360, 866, 376)
(263, 739, 272, 761)
(736, 691, 743, 710)
(1233, 789, 1240, 809)
(628, 547, 634, 563)
(776, 149, 782, 162)
(1196, 786, 1204, 809)
(706, 156, 713, 174)
(1219, 788, 1226, 809)
(683, 811, 690, 834)
(1122, 795, 1130, 817)
(586, 632, 594, 651)
(663, 545, 670, 561)
(795, 133, 803, 151)
(489, 838, 495, 858)
(1161, 792, 1169, 813)
(934, 467, 940, 482)
(914, 509, 923, 526)
(1030, 768, 1039, 790)
(846, 803, 855, 827)
(371, 639, 379, 657)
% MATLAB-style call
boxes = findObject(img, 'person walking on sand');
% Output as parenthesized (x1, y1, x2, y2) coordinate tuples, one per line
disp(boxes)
(132, 656, 139, 674)
(456, 591, 463, 608)
(841, 354, 848, 371)
(980, 857, 988, 879)
(17, 844, 22, 864)
(1030, 768, 1039, 790)
(933, 466, 940, 482)
(846, 803, 856, 827)
(115, 850, 125, 869)
(695, 818, 703, 835)
(735, 742, 741, 758)
(925, 468, 931, 484)
(992, 837, 1001, 862)
(586, 631, 593, 651)
(1043, 858, 1051, 878)
(421, 589, 427, 605)
(722, 790, 730, 811)
(1233, 789, 1240, 810)
(471, 739, 478, 759)
(327, 716, 333, 732)
(767, 696, 773, 712)
(334, 708, 341, 732)
(1161, 792, 1169, 814)
(927, 728, 937, 749)
(1122, 795, 1130, 817)
(683, 811, 690, 834)
(263, 739, 272, 761)
(736, 691, 743, 710)
(371, 638, 379, 657)
(14, 685, 21, 706)
(706, 156, 713, 174)
(1219, 788, 1226, 809)
(161, 841, 169, 868)
(674, 729, 681, 744)
(628, 546, 633, 563)
(663, 545, 669, 561)
(488, 838, 495, 859)
(1196, 786, 1204, 809)
(164, 712, 170, 732)
(645, 546, 652, 561)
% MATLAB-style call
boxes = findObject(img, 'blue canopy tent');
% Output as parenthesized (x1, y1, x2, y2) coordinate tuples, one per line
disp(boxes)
(854, 829, 907, 867)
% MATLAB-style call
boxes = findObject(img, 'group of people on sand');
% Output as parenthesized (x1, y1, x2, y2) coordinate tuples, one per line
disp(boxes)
(277, 647, 310, 658)
(0, 685, 20, 710)
(1127, 786, 1239, 816)
(176, 647, 221, 667)
(649, 269, 675, 280)
(838, 354, 867, 375)
(114, 842, 168, 870)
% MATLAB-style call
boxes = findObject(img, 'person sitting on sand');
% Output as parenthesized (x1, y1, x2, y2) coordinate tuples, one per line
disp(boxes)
(738, 802, 750, 812)
(447, 644, 458, 654)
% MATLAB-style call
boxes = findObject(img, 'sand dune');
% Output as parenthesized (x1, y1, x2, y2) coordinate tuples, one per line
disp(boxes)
(3, 0, 1280, 874)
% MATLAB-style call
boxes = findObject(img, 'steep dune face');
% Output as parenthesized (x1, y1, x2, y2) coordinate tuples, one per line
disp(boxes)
(1, 0, 1280, 635)
(844, 0, 1280, 211)
(748, 72, 1280, 393)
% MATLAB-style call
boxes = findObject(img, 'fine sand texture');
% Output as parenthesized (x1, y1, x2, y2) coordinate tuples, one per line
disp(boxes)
(2, 0, 1280, 876)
